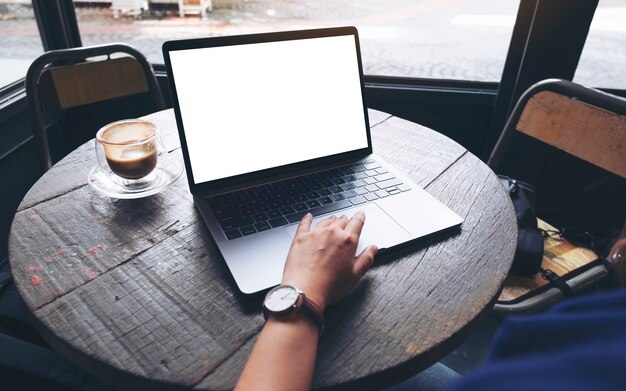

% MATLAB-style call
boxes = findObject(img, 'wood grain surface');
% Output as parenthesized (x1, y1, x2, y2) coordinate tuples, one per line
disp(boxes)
(517, 90, 626, 179)
(9, 109, 516, 390)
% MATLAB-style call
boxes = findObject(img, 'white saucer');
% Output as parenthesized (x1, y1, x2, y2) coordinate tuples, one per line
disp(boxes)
(88, 152, 183, 199)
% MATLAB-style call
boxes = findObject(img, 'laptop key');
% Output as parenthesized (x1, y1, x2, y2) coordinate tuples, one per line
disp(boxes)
(364, 193, 379, 201)
(377, 178, 403, 189)
(374, 173, 394, 182)
(365, 184, 378, 192)
(352, 179, 366, 187)
(221, 216, 254, 231)
(349, 195, 367, 205)
(269, 201, 281, 209)
(253, 213, 268, 222)
(375, 190, 389, 198)
(341, 183, 356, 190)
(307, 191, 320, 200)
(268, 217, 289, 228)
(284, 200, 352, 223)
(375, 167, 388, 174)
(398, 183, 412, 192)
(330, 186, 343, 194)
(294, 194, 308, 203)
(306, 200, 321, 208)
(241, 207, 254, 216)
(254, 221, 272, 232)
(280, 206, 296, 215)
(293, 203, 308, 211)
(388, 188, 401, 195)
(341, 190, 358, 198)
(225, 229, 242, 240)
(330, 193, 345, 202)
(240, 225, 257, 236)
(354, 187, 368, 195)
(354, 172, 368, 180)
(319, 196, 333, 205)
(364, 177, 377, 185)
(318, 188, 331, 196)
(267, 210, 282, 219)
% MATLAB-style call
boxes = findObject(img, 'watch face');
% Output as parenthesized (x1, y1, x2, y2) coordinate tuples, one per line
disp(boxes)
(265, 285, 299, 312)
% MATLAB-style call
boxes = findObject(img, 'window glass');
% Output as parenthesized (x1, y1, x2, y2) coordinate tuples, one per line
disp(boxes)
(76, 0, 519, 81)
(574, 0, 626, 89)
(0, 0, 43, 87)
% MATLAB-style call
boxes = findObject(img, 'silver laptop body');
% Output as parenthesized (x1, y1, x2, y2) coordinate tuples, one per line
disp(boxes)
(163, 27, 463, 294)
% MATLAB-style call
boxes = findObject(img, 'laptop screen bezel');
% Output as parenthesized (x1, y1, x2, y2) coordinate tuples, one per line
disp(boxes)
(162, 26, 373, 195)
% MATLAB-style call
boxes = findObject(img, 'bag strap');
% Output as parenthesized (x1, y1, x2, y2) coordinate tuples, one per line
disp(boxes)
(541, 227, 611, 268)
(539, 268, 574, 297)
(538, 227, 611, 296)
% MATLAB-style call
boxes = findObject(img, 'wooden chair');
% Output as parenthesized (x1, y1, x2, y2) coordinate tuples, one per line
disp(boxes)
(26, 43, 166, 172)
(488, 79, 626, 313)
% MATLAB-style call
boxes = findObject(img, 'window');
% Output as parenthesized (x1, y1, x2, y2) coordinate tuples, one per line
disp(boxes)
(75, 0, 519, 81)
(0, 0, 43, 87)
(574, 0, 626, 89)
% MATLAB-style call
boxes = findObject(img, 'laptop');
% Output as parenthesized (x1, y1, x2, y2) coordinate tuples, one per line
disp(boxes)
(162, 27, 463, 294)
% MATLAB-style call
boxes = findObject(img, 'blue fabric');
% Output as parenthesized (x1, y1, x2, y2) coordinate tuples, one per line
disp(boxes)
(447, 289, 626, 391)
(384, 363, 459, 391)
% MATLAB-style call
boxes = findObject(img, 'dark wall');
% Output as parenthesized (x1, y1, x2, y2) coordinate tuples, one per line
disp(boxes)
(365, 83, 496, 155)
(0, 101, 42, 259)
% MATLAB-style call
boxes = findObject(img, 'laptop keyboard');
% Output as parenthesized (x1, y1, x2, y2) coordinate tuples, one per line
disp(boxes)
(207, 159, 411, 240)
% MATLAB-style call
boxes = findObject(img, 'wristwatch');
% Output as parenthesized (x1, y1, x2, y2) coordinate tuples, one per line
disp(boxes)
(263, 284, 324, 334)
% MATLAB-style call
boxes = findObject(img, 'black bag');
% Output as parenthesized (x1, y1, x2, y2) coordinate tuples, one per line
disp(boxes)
(499, 176, 544, 276)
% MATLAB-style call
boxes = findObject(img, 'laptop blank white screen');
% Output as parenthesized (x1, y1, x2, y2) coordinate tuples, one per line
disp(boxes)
(168, 34, 369, 185)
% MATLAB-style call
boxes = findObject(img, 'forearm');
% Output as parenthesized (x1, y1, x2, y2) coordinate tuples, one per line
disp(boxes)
(235, 316, 319, 391)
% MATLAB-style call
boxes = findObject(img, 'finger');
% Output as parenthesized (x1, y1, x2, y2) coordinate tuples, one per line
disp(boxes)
(316, 215, 337, 229)
(335, 215, 349, 230)
(354, 245, 378, 277)
(346, 211, 366, 237)
(296, 213, 313, 235)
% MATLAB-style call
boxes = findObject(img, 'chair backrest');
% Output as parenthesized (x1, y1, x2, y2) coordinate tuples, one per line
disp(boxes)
(26, 43, 166, 171)
(488, 79, 626, 179)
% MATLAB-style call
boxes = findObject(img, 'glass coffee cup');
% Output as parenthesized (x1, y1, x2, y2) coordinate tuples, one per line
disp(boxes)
(95, 119, 162, 190)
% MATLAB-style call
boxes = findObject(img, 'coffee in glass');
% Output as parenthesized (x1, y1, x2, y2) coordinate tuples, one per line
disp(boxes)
(96, 119, 159, 187)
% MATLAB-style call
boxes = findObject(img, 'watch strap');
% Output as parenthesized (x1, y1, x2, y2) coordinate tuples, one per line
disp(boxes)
(300, 294, 324, 334)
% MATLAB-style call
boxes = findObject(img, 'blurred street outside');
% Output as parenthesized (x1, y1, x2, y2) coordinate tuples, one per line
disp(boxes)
(0, 0, 624, 89)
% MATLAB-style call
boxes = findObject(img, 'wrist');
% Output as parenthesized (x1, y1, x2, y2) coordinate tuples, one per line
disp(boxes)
(265, 311, 320, 335)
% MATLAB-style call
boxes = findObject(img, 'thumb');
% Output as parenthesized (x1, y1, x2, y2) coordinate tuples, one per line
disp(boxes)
(354, 245, 378, 277)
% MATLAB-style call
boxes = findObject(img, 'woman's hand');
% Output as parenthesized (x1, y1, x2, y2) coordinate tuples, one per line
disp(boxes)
(281, 211, 378, 310)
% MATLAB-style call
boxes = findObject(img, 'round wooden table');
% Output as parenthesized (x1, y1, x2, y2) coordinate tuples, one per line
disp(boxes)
(9, 109, 516, 390)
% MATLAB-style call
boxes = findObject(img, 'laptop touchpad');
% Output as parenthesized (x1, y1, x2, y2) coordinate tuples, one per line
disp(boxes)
(284, 203, 411, 255)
